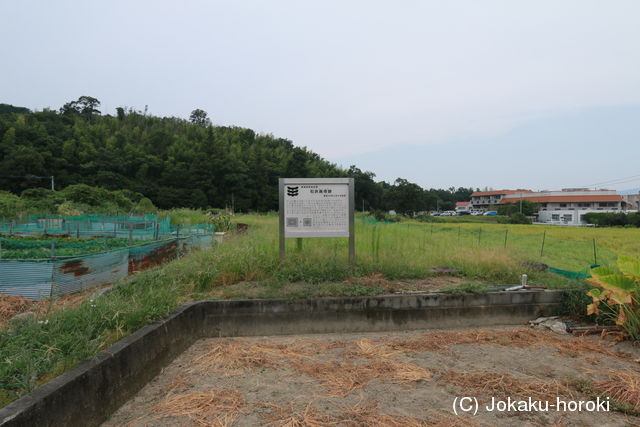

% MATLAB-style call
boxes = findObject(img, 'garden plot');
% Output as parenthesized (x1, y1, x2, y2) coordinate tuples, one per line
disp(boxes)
(104, 327, 640, 426)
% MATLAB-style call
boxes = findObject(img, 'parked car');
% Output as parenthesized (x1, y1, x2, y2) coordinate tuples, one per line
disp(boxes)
(483, 211, 498, 216)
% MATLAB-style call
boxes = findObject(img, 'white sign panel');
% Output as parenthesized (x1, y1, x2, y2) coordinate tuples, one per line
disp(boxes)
(283, 182, 350, 238)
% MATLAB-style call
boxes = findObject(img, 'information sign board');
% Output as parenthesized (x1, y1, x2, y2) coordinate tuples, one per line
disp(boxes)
(279, 178, 355, 263)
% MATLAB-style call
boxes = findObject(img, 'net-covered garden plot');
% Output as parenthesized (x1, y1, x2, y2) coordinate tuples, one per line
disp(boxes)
(0, 214, 214, 240)
(0, 236, 140, 259)
(0, 234, 214, 300)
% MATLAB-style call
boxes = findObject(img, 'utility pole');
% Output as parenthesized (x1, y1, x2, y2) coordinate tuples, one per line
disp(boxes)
(51, 176, 55, 191)
(231, 193, 235, 215)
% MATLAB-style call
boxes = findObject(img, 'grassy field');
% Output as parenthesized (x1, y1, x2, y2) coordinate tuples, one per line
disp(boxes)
(1, 213, 639, 406)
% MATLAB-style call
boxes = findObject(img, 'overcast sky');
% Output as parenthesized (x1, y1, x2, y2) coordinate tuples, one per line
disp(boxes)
(1, 1, 639, 190)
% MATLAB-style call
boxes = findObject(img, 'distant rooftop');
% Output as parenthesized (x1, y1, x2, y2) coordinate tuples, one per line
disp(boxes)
(471, 189, 533, 197)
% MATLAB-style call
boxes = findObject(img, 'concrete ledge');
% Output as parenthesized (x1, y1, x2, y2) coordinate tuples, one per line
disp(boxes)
(0, 290, 564, 426)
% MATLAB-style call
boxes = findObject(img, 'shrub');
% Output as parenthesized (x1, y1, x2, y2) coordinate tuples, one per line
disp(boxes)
(508, 212, 532, 224)
(583, 212, 640, 228)
(370, 210, 402, 223)
(496, 213, 531, 224)
(0, 191, 24, 219)
(587, 256, 640, 340)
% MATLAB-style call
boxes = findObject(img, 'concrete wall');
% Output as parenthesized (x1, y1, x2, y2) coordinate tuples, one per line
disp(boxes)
(0, 291, 564, 426)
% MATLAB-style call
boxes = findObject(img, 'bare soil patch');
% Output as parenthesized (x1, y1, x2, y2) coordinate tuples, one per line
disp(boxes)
(345, 273, 470, 293)
(0, 286, 103, 328)
(104, 327, 640, 426)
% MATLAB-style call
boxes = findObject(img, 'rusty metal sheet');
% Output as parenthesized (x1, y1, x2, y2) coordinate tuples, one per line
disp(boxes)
(128, 240, 179, 272)
(0, 260, 53, 300)
(51, 250, 129, 297)
(0, 235, 212, 300)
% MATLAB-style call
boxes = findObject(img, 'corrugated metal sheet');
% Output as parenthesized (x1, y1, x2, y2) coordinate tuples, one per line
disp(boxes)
(51, 250, 129, 297)
(0, 260, 53, 300)
(0, 234, 213, 300)
(128, 239, 179, 272)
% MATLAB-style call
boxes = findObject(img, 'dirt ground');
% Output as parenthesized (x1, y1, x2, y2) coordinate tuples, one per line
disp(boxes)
(0, 286, 101, 328)
(104, 327, 640, 427)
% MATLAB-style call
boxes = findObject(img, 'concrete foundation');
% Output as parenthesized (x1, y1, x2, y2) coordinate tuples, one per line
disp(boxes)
(0, 290, 564, 426)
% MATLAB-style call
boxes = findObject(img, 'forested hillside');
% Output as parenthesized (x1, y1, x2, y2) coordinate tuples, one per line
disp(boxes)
(0, 98, 472, 213)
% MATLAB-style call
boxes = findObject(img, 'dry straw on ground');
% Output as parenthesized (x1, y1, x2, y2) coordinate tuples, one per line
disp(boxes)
(596, 370, 640, 411)
(164, 375, 192, 394)
(291, 359, 431, 397)
(261, 401, 478, 427)
(260, 402, 339, 427)
(188, 340, 281, 375)
(188, 338, 346, 376)
(440, 371, 573, 402)
(0, 294, 33, 327)
(0, 289, 98, 328)
(340, 401, 426, 426)
(378, 328, 623, 359)
(151, 389, 245, 426)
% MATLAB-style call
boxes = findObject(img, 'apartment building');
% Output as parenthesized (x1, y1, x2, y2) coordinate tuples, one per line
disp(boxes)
(470, 190, 533, 210)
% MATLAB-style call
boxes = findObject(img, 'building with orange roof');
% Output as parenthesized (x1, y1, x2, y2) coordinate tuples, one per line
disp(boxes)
(501, 189, 631, 225)
(470, 189, 533, 210)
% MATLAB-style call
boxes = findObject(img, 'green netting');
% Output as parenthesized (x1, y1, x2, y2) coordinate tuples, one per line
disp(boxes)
(0, 237, 138, 259)
(0, 214, 214, 240)
(548, 265, 599, 279)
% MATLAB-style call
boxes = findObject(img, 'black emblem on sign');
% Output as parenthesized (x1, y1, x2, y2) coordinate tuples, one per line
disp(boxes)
(287, 186, 299, 197)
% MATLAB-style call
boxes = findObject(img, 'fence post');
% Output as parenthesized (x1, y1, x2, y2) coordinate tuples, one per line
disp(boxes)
(129, 224, 133, 244)
(0, 239, 2, 259)
(503, 229, 508, 249)
(50, 239, 56, 259)
(104, 237, 108, 251)
(76, 223, 80, 239)
(478, 228, 482, 246)
(458, 226, 461, 242)
(593, 238, 597, 265)
(177, 225, 180, 239)
(540, 230, 546, 257)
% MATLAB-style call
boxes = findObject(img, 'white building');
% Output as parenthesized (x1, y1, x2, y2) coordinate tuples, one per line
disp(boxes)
(455, 201, 472, 214)
(470, 190, 533, 210)
(501, 189, 631, 225)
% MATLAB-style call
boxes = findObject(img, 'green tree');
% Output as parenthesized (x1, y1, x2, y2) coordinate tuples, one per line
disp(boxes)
(189, 109, 211, 127)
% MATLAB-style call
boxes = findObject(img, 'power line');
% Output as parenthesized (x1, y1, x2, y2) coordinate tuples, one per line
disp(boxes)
(585, 173, 640, 188)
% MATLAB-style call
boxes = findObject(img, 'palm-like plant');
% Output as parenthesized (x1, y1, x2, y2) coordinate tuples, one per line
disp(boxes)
(588, 256, 640, 340)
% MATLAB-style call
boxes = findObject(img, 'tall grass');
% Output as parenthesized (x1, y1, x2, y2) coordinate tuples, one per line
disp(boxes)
(2, 213, 630, 406)
(159, 208, 210, 226)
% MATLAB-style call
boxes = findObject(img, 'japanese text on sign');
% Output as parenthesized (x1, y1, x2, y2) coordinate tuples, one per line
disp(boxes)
(284, 184, 349, 238)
